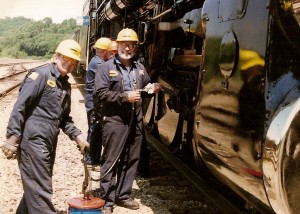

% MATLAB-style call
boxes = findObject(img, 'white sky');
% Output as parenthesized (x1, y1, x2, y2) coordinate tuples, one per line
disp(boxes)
(0, 0, 87, 23)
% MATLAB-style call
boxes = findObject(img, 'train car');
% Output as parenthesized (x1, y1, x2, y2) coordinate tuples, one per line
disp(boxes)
(77, 0, 300, 213)
(73, 0, 93, 78)
(73, 25, 89, 77)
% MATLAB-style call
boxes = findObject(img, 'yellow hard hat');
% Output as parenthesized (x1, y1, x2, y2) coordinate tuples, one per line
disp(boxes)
(94, 37, 111, 50)
(239, 49, 265, 70)
(107, 40, 118, 51)
(116, 28, 139, 42)
(55, 39, 81, 61)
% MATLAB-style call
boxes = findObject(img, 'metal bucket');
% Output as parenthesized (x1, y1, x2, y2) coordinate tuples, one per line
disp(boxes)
(67, 196, 105, 214)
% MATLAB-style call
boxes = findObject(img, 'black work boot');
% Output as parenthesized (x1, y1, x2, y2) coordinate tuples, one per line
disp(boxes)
(116, 198, 139, 210)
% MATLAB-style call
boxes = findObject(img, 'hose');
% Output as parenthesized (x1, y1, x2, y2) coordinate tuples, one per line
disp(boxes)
(82, 155, 91, 197)
(89, 102, 135, 182)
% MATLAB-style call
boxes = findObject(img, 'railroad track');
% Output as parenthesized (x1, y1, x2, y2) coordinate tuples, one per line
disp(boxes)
(145, 131, 249, 214)
(87, 140, 229, 214)
(0, 60, 48, 99)
(138, 144, 222, 214)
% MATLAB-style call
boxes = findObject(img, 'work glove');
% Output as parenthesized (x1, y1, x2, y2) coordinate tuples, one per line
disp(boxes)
(74, 134, 90, 155)
(144, 83, 161, 94)
(0, 135, 21, 159)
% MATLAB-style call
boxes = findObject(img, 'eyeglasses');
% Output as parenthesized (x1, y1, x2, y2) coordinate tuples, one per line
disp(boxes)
(62, 55, 78, 66)
(119, 43, 137, 50)
(107, 52, 115, 57)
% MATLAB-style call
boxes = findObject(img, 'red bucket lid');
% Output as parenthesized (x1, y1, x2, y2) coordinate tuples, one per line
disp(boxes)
(67, 196, 105, 209)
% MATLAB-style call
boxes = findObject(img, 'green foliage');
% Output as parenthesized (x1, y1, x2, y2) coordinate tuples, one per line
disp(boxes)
(0, 16, 79, 59)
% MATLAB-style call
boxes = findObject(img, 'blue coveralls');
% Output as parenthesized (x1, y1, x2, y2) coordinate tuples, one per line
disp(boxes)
(94, 56, 151, 208)
(85, 55, 105, 164)
(6, 63, 81, 214)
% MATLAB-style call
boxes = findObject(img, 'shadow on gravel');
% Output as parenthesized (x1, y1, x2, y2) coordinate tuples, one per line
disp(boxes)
(71, 72, 86, 98)
(133, 145, 220, 214)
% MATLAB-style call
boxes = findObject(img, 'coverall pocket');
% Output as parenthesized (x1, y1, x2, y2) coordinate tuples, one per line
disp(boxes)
(23, 119, 58, 150)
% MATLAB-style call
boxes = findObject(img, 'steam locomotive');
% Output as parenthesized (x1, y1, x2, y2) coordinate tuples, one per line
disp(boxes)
(74, 0, 300, 213)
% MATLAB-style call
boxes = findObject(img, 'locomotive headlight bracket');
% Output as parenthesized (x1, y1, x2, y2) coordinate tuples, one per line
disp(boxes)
(291, 0, 300, 25)
(275, 0, 300, 52)
(280, 0, 300, 25)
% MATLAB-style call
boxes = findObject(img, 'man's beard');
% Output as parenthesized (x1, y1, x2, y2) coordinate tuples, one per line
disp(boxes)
(118, 50, 133, 60)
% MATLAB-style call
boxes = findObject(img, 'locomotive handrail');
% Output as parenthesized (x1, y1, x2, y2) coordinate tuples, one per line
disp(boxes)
(160, 85, 177, 96)
(151, 8, 172, 21)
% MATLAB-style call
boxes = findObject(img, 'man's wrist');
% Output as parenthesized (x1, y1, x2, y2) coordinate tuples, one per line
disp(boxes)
(6, 135, 21, 145)
(5, 141, 19, 147)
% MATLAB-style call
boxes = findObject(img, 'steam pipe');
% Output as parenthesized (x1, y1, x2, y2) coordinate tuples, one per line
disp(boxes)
(150, 8, 172, 21)
(104, 0, 136, 20)
(151, 0, 204, 22)
(96, 0, 109, 15)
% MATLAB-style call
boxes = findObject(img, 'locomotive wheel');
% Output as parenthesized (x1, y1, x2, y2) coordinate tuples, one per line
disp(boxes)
(144, 90, 182, 148)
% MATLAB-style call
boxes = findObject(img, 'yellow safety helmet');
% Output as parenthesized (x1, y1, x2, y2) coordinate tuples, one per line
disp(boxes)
(116, 28, 139, 42)
(55, 39, 81, 61)
(94, 37, 111, 50)
(239, 49, 265, 70)
(107, 40, 118, 51)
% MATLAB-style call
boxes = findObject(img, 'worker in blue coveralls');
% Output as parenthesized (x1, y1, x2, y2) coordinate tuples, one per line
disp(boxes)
(94, 28, 160, 214)
(0, 39, 90, 214)
(85, 37, 111, 166)
(106, 40, 118, 60)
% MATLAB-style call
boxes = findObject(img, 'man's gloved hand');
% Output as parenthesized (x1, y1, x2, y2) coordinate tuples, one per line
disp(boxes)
(144, 83, 161, 94)
(0, 135, 21, 159)
(74, 134, 90, 155)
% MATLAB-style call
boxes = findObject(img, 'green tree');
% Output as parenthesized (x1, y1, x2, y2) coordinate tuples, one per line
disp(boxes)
(0, 17, 79, 59)
(43, 17, 53, 27)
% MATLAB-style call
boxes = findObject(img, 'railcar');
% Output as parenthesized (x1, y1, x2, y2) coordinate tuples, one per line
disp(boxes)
(76, 0, 300, 213)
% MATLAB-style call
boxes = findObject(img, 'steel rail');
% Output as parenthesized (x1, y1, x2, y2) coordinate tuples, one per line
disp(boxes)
(145, 130, 243, 214)
(0, 82, 21, 99)
(0, 70, 27, 81)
